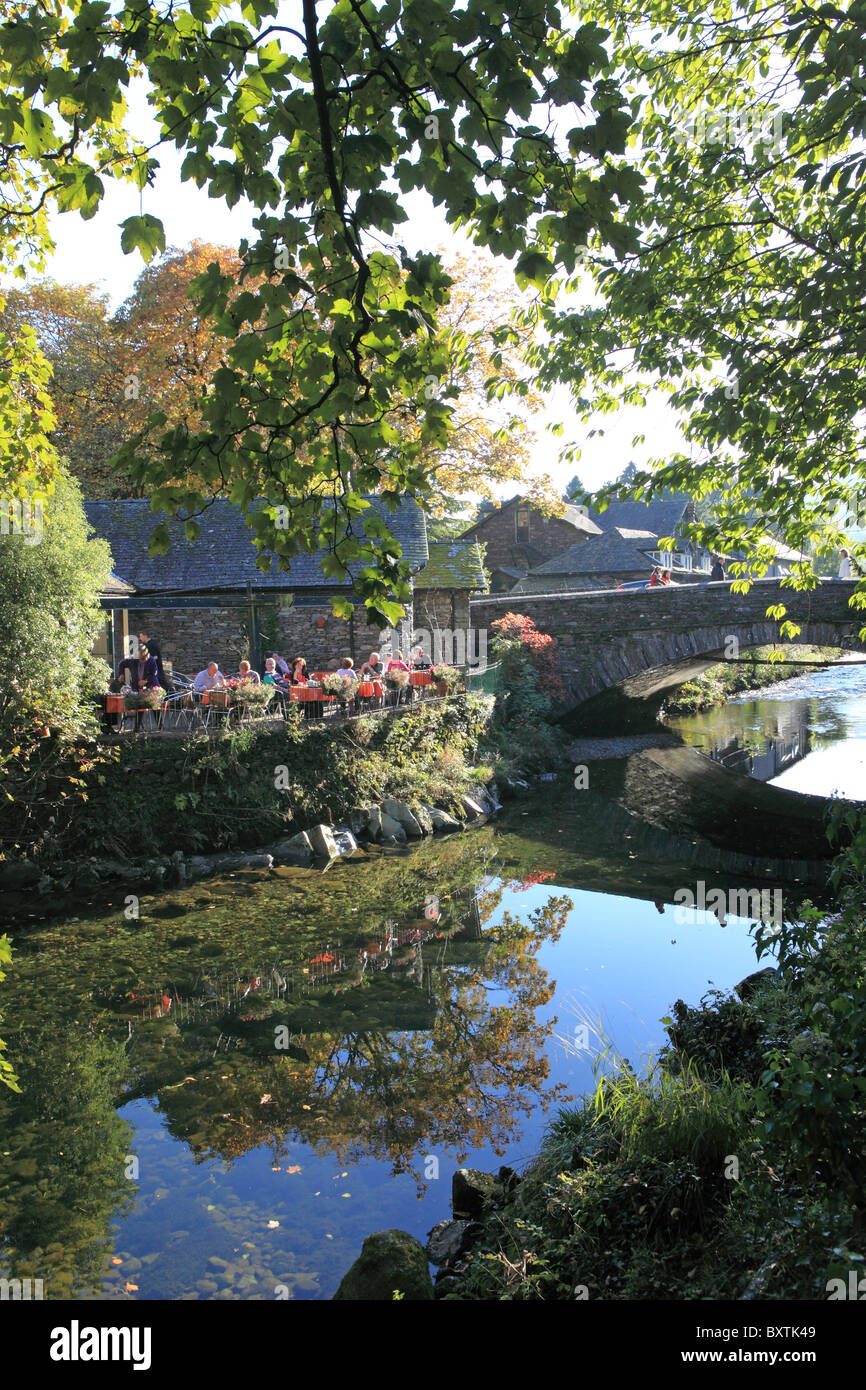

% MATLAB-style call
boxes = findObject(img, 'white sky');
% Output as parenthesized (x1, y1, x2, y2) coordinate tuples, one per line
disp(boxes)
(33, 62, 687, 503)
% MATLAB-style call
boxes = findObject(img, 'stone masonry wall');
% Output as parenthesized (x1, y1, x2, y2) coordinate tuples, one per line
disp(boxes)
(129, 593, 429, 678)
(467, 505, 590, 575)
(470, 579, 865, 714)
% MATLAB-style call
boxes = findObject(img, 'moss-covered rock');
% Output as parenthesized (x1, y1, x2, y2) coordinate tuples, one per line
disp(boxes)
(332, 1229, 434, 1301)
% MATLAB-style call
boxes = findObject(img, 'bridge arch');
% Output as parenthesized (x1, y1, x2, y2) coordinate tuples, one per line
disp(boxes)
(470, 579, 866, 732)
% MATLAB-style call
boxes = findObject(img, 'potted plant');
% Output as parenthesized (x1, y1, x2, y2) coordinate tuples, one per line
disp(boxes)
(124, 686, 165, 711)
(229, 679, 274, 709)
(322, 672, 357, 708)
(430, 663, 459, 696)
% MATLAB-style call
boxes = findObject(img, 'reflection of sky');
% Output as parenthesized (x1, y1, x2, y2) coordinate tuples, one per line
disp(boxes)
(472, 884, 761, 1171)
(675, 662, 866, 800)
(106, 880, 762, 1296)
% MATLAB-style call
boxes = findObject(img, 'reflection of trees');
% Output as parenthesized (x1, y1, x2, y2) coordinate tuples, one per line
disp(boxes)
(0, 1026, 132, 1294)
(142, 895, 572, 1187)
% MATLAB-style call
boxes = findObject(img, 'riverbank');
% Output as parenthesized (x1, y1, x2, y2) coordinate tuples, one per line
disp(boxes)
(421, 835, 866, 1301)
(0, 693, 568, 920)
(661, 645, 839, 716)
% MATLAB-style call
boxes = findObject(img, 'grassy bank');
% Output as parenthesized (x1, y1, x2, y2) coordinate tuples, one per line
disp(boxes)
(662, 645, 839, 717)
(444, 813, 866, 1300)
(1, 693, 566, 866)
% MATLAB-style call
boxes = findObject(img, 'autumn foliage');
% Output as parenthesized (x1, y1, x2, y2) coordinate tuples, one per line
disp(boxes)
(490, 612, 564, 706)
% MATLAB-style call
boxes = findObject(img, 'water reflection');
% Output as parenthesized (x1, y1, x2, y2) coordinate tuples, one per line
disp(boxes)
(1, 746, 823, 1301)
(0, 835, 570, 1298)
(670, 661, 866, 799)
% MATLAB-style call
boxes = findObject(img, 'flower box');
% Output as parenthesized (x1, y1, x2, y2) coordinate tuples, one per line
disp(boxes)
(106, 694, 125, 714)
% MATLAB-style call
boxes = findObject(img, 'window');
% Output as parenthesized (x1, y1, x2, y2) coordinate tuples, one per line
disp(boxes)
(515, 507, 531, 543)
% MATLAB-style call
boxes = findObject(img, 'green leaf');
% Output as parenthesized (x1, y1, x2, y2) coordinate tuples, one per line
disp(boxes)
(119, 214, 166, 262)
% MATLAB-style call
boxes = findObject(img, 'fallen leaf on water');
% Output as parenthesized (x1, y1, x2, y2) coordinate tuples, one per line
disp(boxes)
(341, 1193, 351, 1198)
(285, 1165, 302, 1174)
(125, 1282, 139, 1292)
(325, 1234, 333, 1240)
(259, 1094, 272, 1104)
(112, 1257, 123, 1266)
(267, 1220, 280, 1228)
(302, 1104, 311, 1110)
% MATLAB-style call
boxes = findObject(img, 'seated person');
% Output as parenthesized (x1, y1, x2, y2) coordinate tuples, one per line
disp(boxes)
(335, 656, 356, 680)
(262, 658, 280, 685)
(193, 662, 226, 692)
(289, 657, 308, 685)
(385, 653, 409, 673)
(237, 659, 261, 684)
(359, 651, 384, 678)
(265, 650, 290, 678)
(412, 646, 431, 670)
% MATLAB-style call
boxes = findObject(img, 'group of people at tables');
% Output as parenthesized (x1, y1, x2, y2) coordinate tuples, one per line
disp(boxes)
(111, 633, 431, 723)
(190, 649, 428, 713)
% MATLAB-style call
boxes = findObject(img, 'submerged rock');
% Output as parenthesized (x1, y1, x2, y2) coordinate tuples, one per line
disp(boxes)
(332, 1229, 434, 1301)
(735, 966, 777, 1000)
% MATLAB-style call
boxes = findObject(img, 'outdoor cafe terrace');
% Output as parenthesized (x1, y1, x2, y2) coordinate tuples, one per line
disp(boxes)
(102, 662, 496, 737)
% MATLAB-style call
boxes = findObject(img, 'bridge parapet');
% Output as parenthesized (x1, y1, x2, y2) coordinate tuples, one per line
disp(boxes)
(470, 578, 864, 638)
(469, 580, 866, 729)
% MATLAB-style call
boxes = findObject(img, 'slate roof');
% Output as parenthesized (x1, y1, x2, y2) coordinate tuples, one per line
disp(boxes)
(461, 494, 602, 538)
(527, 527, 661, 577)
(586, 496, 691, 539)
(84, 497, 429, 594)
(414, 540, 486, 591)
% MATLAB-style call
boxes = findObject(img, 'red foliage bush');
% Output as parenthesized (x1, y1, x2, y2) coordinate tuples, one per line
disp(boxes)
(490, 612, 565, 701)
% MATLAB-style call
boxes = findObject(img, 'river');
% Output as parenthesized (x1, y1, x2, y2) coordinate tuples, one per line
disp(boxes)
(1, 662, 862, 1301)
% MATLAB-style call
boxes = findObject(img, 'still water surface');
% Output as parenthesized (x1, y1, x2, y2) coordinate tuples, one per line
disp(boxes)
(669, 659, 866, 799)
(2, 664, 860, 1300)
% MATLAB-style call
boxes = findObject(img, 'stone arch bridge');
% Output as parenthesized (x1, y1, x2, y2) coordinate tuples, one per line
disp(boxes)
(470, 579, 866, 731)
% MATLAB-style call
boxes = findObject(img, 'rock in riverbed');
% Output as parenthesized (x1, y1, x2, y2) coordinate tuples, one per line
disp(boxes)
(332, 1229, 434, 1301)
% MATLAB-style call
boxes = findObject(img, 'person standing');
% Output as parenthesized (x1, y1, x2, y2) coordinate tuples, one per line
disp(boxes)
(710, 555, 726, 582)
(839, 548, 852, 579)
(138, 630, 173, 691)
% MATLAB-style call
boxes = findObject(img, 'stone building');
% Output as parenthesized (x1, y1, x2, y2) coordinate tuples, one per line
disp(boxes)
(512, 497, 709, 593)
(412, 539, 487, 664)
(85, 497, 484, 676)
(459, 495, 602, 591)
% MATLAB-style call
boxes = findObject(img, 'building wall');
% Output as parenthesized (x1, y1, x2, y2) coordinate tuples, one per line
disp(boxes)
(127, 595, 412, 678)
(465, 506, 587, 576)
